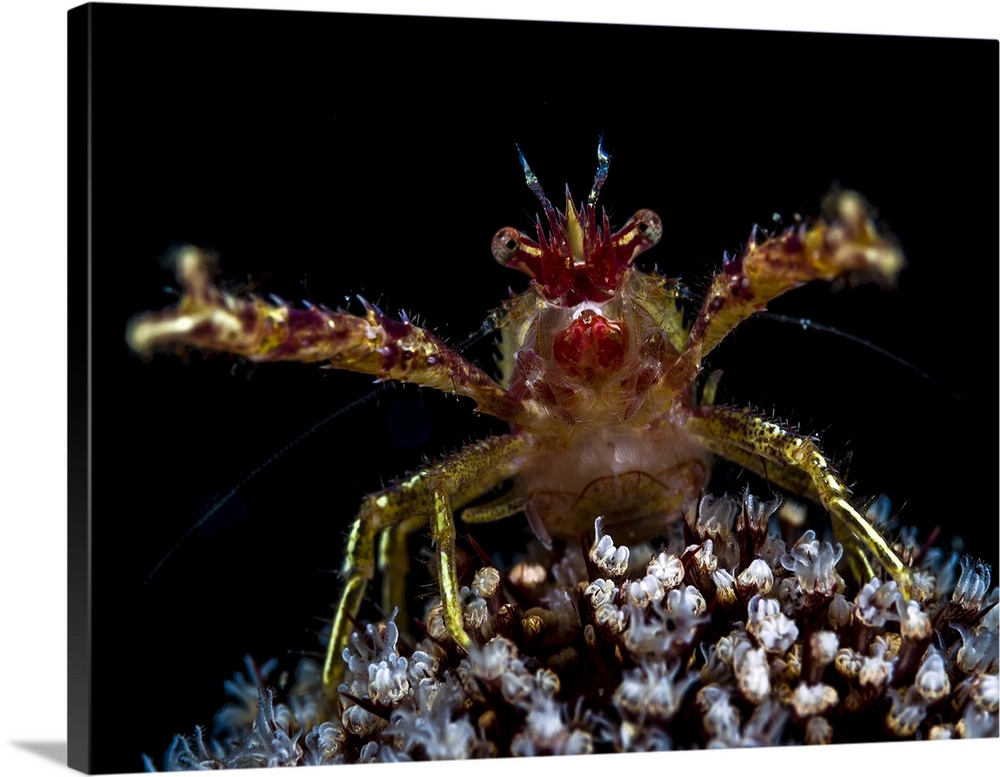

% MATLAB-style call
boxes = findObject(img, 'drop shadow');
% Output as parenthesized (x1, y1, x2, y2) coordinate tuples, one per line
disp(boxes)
(11, 741, 67, 767)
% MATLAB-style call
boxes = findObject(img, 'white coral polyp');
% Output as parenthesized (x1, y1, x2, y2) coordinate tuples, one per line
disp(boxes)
(665, 584, 706, 618)
(387, 677, 477, 760)
(971, 673, 999, 714)
(780, 531, 843, 595)
(957, 704, 999, 739)
(809, 630, 840, 667)
(858, 637, 895, 689)
(804, 716, 833, 745)
(689, 496, 741, 569)
(510, 695, 593, 757)
(827, 594, 853, 629)
(524, 695, 565, 740)
(627, 573, 666, 606)
(790, 682, 838, 717)
(952, 557, 992, 611)
(954, 624, 999, 674)
(733, 641, 770, 704)
(462, 591, 490, 633)
(586, 578, 625, 633)
(737, 558, 774, 597)
(690, 540, 718, 575)
(897, 599, 932, 640)
(472, 566, 501, 598)
(584, 578, 618, 608)
(472, 637, 521, 681)
(407, 650, 437, 685)
(855, 578, 902, 628)
(711, 569, 738, 603)
(590, 518, 629, 577)
(614, 660, 697, 723)
(303, 721, 342, 765)
(647, 552, 684, 589)
(697, 684, 741, 742)
(694, 494, 739, 538)
(594, 602, 627, 634)
(342, 704, 382, 737)
(369, 657, 410, 705)
(914, 647, 950, 703)
(747, 595, 799, 653)
(886, 687, 927, 737)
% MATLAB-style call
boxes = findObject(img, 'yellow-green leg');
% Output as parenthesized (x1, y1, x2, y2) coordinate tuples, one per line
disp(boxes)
(376, 513, 427, 637)
(323, 433, 528, 697)
(685, 404, 911, 596)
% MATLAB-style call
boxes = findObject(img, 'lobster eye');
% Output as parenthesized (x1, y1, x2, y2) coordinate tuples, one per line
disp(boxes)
(632, 209, 663, 246)
(491, 226, 523, 266)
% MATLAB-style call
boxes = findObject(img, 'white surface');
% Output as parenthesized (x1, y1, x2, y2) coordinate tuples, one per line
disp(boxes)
(0, 1, 996, 775)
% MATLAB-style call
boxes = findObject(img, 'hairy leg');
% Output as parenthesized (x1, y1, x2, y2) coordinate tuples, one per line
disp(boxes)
(127, 246, 530, 425)
(662, 191, 903, 391)
(684, 403, 911, 596)
(324, 433, 528, 696)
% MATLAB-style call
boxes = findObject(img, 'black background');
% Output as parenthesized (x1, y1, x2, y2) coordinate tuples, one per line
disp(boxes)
(83, 5, 996, 772)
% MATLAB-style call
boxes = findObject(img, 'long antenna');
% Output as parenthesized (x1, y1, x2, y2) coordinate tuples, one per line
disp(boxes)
(144, 387, 383, 585)
(756, 312, 968, 405)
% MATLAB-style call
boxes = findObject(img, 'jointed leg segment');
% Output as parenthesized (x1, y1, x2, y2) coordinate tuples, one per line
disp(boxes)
(125, 248, 539, 698)
(661, 190, 904, 391)
(655, 191, 910, 595)
(322, 433, 528, 696)
(376, 513, 427, 640)
(685, 404, 912, 596)
(126, 246, 531, 426)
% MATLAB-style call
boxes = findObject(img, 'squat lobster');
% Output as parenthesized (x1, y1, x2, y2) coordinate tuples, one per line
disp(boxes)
(128, 139, 912, 698)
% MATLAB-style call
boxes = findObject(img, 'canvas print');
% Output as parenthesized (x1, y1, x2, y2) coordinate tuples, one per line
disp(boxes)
(70, 3, 998, 773)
